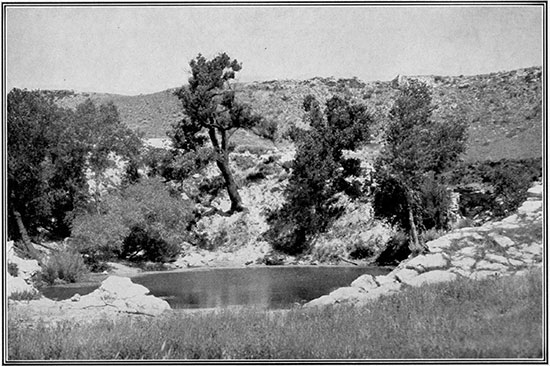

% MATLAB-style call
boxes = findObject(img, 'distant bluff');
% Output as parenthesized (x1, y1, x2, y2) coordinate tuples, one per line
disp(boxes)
(53, 66, 542, 162)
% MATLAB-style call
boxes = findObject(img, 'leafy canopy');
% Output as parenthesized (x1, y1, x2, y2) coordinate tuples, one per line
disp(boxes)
(265, 95, 372, 255)
(7, 88, 142, 239)
(373, 80, 468, 237)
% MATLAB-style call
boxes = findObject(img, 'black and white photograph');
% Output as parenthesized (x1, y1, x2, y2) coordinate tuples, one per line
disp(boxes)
(4, 2, 545, 361)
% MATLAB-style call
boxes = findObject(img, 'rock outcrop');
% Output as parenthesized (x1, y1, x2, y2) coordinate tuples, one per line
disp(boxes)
(62, 276, 170, 316)
(305, 182, 543, 308)
(7, 241, 41, 297)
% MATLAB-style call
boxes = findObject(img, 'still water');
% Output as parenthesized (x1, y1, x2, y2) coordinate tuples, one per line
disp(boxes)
(42, 266, 391, 310)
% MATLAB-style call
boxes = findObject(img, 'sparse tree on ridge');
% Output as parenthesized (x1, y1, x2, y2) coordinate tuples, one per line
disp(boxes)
(173, 53, 262, 213)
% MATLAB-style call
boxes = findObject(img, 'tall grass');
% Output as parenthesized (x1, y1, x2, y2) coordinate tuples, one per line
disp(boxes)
(9, 271, 542, 360)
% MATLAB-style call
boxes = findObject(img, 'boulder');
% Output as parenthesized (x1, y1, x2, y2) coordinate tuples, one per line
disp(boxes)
(375, 275, 399, 287)
(426, 237, 452, 252)
(403, 270, 457, 287)
(329, 286, 365, 303)
(393, 268, 419, 283)
(450, 256, 476, 270)
(488, 233, 515, 248)
(304, 295, 334, 308)
(527, 184, 542, 197)
(475, 260, 508, 272)
(7, 241, 41, 281)
(405, 253, 449, 272)
(69, 276, 170, 316)
(518, 200, 542, 215)
(350, 274, 379, 291)
(7, 273, 36, 297)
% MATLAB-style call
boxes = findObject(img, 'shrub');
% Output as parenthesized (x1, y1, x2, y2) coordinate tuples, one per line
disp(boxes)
(71, 177, 194, 267)
(122, 225, 181, 263)
(375, 231, 411, 266)
(40, 250, 88, 285)
(253, 119, 278, 142)
(8, 262, 18, 277)
(452, 158, 542, 219)
(9, 290, 41, 301)
(264, 95, 372, 255)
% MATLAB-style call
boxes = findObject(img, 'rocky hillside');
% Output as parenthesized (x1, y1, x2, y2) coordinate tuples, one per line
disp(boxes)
(55, 66, 542, 162)
(306, 183, 543, 307)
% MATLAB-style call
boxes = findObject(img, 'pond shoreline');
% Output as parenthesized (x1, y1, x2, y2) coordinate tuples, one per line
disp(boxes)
(66, 260, 394, 288)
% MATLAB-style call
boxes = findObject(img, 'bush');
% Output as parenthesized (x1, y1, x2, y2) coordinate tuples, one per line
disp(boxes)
(40, 250, 88, 285)
(9, 290, 41, 301)
(122, 225, 181, 263)
(452, 158, 542, 219)
(375, 231, 411, 266)
(8, 263, 18, 277)
(71, 177, 194, 267)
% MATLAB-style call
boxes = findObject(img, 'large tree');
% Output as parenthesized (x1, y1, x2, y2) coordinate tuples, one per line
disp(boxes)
(265, 95, 372, 254)
(174, 53, 262, 213)
(373, 80, 468, 254)
(7, 89, 142, 252)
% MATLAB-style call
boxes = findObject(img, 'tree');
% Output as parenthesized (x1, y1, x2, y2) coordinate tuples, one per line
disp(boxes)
(7, 89, 62, 256)
(373, 80, 467, 254)
(7, 89, 142, 249)
(173, 53, 262, 212)
(265, 95, 372, 254)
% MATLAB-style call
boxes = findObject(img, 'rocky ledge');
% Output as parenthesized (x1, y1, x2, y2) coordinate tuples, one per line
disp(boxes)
(9, 276, 170, 327)
(305, 183, 543, 307)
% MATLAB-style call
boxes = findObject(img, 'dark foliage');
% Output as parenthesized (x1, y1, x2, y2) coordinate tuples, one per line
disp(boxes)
(7, 89, 142, 241)
(172, 53, 265, 212)
(264, 95, 372, 255)
(122, 225, 180, 263)
(373, 80, 467, 253)
(451, 157, 542, 220)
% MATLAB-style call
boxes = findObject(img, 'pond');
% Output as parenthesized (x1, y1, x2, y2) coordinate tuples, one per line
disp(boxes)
(41, 266, 392, 310)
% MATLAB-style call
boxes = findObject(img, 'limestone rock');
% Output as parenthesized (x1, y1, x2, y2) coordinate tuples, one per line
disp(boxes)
(427, 237, 452, 252)
(405, 253, 449, 272)
(329, 286, 365, 303)
(403, 270, 457, 287)
(475, 260, 508, 272)
(304, 295, 334, 308)
(457, 246, 478, 257)
(450, 256, 476, 270)
(7, 273, 36, 297)
(393, 268, 419, 283)
(375, 275, 399, 287)
(350, 274, 379, 291)
(522, 243, 542, 256)
(518, 200, 542, 215)
(99, 276, 150, 299)
(484, 253, 509, 265)
(69, 276, 170, 316)
(527, 184, 542, 197)
(488, 233, 515, 248)
(7, 241, 41, 281)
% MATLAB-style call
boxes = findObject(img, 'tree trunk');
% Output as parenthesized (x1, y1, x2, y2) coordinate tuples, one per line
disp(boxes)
(408, 206, 423, 254)
(216, 158, 245, 212)
(11, 206, 40, 260)
(208, 128, 245, 213)
(406, 190, 426, 255)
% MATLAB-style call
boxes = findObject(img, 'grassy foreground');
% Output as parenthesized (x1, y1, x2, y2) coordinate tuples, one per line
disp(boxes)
(8, 271, 543, 360)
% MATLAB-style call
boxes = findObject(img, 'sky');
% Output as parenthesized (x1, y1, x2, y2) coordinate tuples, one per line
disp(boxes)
(5, 5, 544, 95)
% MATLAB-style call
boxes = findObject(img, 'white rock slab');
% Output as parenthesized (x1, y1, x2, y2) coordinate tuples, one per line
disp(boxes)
(488, 233, 515, 248)
(405, 253, 449, 272)
(403, 270, 457, 287)
(350, 274, 379, 291)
